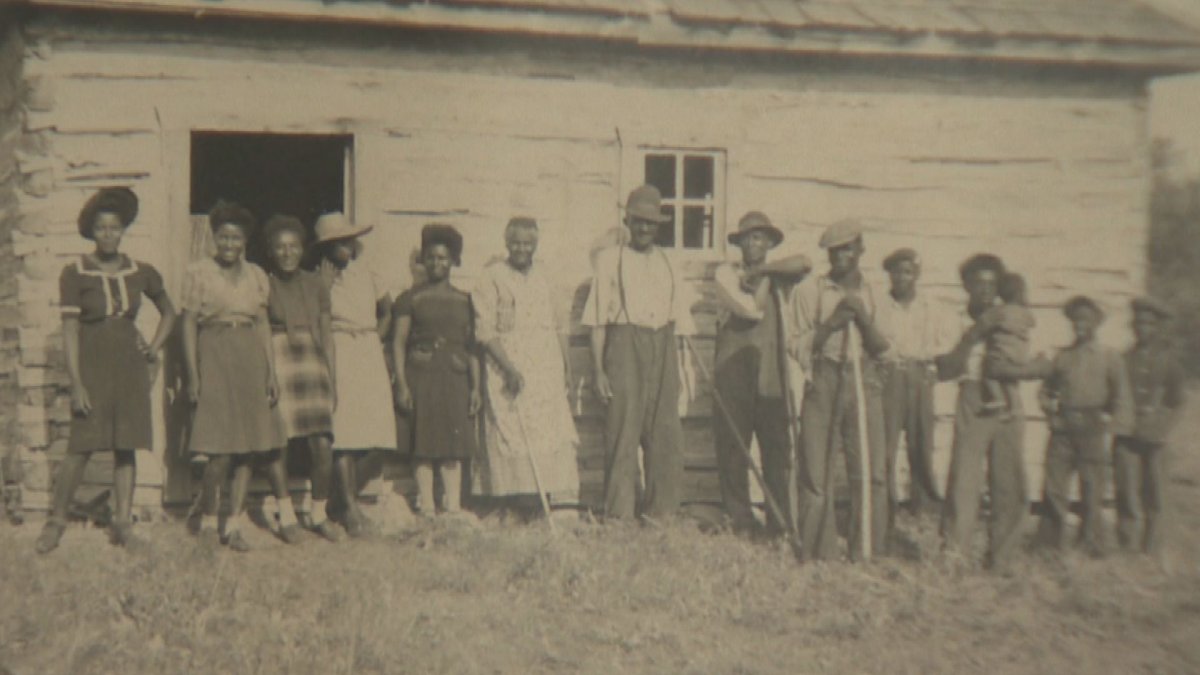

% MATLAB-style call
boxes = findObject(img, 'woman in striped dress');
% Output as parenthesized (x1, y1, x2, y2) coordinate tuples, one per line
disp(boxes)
(35, 187, 177, 553)
(263, 215, 340, 542)
(182, 202, 293, 552)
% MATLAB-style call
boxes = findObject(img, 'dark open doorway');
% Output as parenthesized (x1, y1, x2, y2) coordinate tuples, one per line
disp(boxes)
(190, 132, 352, 265)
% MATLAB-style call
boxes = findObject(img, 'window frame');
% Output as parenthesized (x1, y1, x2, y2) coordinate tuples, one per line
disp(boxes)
(627, 145, 728, 259)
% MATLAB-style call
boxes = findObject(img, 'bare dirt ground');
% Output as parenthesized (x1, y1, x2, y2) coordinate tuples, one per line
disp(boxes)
(3, 393, 1200, 675)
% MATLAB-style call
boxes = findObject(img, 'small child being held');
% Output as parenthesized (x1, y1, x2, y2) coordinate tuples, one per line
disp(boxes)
(981, 272, 1036, 414)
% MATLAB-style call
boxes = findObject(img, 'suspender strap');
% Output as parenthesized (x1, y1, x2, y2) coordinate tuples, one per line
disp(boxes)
(616, 245, 675, 327)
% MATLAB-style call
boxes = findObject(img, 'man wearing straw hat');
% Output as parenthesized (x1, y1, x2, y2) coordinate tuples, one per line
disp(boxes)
(582, 185, 695, 520)
(787, 219, 890, 561)
(711, 211, 802, 536)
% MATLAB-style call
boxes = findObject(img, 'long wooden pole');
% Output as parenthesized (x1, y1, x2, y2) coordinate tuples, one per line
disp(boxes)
(682, 335, 803, 561)
(514, 409, 556, 532)
(848, 324, 872, 561)
(772, 285, 802, 539)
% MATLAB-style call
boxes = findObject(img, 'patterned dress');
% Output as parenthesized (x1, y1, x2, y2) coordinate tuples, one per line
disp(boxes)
(394, 283, 477, 461)
(471, 262, 579, 498)
(59, 255, 167, 453)
(268, 270, 334, 440)
(181, 258, 285, 455)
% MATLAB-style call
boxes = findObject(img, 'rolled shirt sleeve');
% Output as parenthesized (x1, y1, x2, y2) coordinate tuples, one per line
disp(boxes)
(713, 263, 764, 322)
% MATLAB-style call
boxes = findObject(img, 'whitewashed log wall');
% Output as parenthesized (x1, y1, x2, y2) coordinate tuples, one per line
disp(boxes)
(7, 17, 1150, 510)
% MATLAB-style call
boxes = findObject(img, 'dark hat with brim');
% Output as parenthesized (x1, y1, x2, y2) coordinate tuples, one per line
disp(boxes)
(421, 223, 464, 265)
(1131, 295, 1174, 320)
(883, 247, 920, 272)
(78, 187, 138, 239)
(1064, 295, 1104, 321)
(625, 185, 671, 224)
(728, 211, 783, 247)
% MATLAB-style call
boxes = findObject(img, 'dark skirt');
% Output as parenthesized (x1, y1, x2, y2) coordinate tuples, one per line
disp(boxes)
(189, 324, 285, 455)
(405, 345, 476, 461)
(271, 332, 333, 441)
(68, 318, 152, 453)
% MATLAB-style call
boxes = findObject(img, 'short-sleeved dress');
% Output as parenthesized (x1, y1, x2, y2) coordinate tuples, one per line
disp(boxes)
(181, 258, 285, 455)
(471, 261, 579, 498)
(328, 263, 396, 451)
(59, 255, 167, 453)
(268, 270, 334, 441)
(394, 284, 477, 461)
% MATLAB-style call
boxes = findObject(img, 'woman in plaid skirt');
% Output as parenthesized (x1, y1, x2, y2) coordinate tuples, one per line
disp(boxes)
(263, 215, 341, 542)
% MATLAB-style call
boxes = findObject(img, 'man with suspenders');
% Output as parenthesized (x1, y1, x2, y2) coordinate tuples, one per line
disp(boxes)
(583, 185, 696, 520)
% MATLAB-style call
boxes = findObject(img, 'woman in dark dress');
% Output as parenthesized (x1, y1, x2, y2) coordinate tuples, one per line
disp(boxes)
(392, 224, 480, 517)
(182, 202, 291, 552)
(263, 215, 341, 542)
(36, 187, 177, 553)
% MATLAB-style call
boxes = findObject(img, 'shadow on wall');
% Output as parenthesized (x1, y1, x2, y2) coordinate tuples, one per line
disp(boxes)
(1149, 139, 1200, 374)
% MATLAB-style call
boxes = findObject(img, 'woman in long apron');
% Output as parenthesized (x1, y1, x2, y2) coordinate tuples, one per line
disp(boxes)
(313, 212, 396, 536)
(36, 188, 177, 553)
(472, 217, 579, 513)
(183, 202, 291, 552)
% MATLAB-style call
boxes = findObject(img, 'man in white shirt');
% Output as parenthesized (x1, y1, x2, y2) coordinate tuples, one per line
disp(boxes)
(582, 185, 696, 520)
(788, 219, 891, 561)
(876, 248, 956, 518)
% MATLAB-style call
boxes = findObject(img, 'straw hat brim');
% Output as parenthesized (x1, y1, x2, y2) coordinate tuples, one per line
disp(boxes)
(314, 223, 374, 245)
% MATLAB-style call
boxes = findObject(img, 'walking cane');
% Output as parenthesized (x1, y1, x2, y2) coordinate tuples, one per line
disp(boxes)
(513, 407, 556, 532)
(848, 323, 872, 561)
(682, 335, 804, 561)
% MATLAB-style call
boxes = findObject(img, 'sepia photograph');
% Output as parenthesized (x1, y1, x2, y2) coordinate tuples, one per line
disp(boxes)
(1, 0, 1199, 672)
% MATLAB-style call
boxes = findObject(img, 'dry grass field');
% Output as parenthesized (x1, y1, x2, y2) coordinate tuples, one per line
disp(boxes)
(2, 392, 1199, 675)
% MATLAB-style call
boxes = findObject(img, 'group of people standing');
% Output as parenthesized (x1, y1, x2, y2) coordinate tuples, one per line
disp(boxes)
(35, 187, 578, 553)
(35, 184, 1185, 569)
(707, 199, 1184, 568)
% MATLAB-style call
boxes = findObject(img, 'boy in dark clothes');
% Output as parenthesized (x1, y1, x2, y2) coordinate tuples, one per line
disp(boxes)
(1115, 296, 1185, 554)
(981, 272, 1036, 414)
(1036, 295, 1133, 556)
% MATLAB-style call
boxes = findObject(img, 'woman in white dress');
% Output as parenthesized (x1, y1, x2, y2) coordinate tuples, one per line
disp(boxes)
(472, 217, 580, 513)
(313, 212, 396, 536)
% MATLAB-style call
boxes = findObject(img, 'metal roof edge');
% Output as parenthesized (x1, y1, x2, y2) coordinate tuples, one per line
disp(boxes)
(19, 0, 1200, 74)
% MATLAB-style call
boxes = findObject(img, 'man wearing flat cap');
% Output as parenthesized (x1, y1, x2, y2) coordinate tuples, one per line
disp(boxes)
(582, 185, 696, 520)
(875, 247, 956, 519)
(787, 218, 890, 561)
(1035, 295, 1133, 556)
(711, 211, 808, 535)
(1114, 296, 1183, 554)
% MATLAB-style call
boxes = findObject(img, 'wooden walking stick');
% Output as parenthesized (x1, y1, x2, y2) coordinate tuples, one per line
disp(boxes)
(514, 408, 556, 532)
(848, 323, 872, 561)
(682, 335, 804, 561)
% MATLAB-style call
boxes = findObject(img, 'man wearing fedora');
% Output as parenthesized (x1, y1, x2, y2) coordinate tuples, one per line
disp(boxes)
(711, 212, 806, 536)
(582, 184, 695, 520)
(787, 219, 890, 561)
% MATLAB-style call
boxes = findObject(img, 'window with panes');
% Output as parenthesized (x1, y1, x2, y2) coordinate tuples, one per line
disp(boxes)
(641, 149, 726, 251)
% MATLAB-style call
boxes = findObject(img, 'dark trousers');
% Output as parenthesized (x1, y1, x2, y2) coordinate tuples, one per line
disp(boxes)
(1113, 436, 1164, 553)
(941, 381, 1027, 569)
(1037, 427, 1108, 553)
(602, 324, 684, 519)
(797, 358, 888, 561)
(713, 346, 792, 533)
(882, 360, 940, 515)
